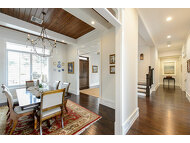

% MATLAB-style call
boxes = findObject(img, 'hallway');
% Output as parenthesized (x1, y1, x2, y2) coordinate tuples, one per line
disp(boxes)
(128, 86, 190, 135)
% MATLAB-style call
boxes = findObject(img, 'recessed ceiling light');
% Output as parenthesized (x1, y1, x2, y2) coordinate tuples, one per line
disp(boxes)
(167, 35, 171, 39)
(166, 17, 172, 22)
(91, 21, 95, 25)
(167, 44, 171, 47)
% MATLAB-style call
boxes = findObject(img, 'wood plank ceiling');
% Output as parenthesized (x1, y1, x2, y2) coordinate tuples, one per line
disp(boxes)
(0, 8, 95, 39)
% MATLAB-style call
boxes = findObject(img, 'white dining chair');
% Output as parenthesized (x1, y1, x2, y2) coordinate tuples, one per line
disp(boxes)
(2, 85, 35, 135)
(58, 82, 70, 113)
(34, 88, 65, 135)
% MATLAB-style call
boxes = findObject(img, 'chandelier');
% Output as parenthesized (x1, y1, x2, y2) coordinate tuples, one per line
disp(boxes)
(26, 12, 56, 57)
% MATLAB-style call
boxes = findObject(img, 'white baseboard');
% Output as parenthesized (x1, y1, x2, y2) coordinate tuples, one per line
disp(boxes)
(155, 84, 160, 91)
(99, 98, 115, 109)
(150, 83, 160, 94)
(186, 92, 190, 102)
(69, 88, 79, 96)
(122, 107, 139, 135)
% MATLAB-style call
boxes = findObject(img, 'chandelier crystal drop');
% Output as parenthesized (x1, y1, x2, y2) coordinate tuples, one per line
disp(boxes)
(26, 12, 56, 57)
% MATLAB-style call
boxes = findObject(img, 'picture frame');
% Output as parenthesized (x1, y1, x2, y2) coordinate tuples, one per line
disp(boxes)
(92, 65, 98, 73)
(68, 62, 74, 74)
(110, 54, 115, 64)
(110, 65, 115, 74)
(162, 61, 176, 75)
(187, 59, 190, 73)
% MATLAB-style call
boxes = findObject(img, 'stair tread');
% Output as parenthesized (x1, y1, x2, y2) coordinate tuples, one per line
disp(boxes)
(138, 82, 146, 86)
(138, 87, 146, 90)
(138, 90, 146, 94)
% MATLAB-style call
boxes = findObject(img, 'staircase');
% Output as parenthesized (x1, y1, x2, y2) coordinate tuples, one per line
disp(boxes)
(138, 82, 146, 96)
(138, 66, 154, 97)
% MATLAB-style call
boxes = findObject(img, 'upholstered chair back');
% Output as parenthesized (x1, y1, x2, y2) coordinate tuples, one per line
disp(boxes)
(58, 82, 70, 96)
(1, 84, 14, 110)
(53, 81, 60, 90)
(41, 89, 65, 110)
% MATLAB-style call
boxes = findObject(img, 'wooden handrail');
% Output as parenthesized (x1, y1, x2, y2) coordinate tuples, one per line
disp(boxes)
(145, 66, 154, 97)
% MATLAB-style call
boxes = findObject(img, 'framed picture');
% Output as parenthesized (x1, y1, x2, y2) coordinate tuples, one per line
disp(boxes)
(92, 65, 98, 73)
(163, 61, 176, 75)
(68, 62, 74, 74)
(187, 59, 190, 73)
(110, 54, 115, 64)
(110, 65, 115, 74)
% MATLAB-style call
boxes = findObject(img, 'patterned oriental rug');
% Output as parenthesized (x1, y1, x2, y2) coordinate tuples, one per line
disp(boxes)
(0, 100, 101, 135)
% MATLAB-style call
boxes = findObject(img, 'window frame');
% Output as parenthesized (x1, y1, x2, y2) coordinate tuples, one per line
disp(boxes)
(6, 43, 49, 88)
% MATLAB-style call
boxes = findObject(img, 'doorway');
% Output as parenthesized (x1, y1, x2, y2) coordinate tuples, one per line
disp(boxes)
(79, 56, 89, 90)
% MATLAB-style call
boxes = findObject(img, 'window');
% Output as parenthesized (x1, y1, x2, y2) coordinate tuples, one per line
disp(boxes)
(7, 42, 49, 87)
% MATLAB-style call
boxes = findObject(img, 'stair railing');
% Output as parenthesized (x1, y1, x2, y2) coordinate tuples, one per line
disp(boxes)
(145, 66, 154, 96)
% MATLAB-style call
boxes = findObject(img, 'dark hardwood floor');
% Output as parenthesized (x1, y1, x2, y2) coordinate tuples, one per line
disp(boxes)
(127, 85, 190, 135)
(69, 92, 115, 135)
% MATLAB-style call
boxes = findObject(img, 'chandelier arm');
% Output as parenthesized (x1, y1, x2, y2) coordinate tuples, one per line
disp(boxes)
(26, 11, 55, 58)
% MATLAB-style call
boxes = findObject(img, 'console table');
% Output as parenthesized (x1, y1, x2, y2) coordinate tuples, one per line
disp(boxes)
(163, 77, 175, 88)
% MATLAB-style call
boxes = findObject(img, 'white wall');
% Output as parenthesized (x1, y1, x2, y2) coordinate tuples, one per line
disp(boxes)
(0, 27, 68, 102)
(181, 45, 187, 91)
(138, 35, 159, 92)
(159, 57, 182, 86)
(66, 45, 79, 95)
(185, 34, 190, 96)
(138, 36, 150, 82)
(100, 27, 115, 108)
(82, 52, 100, 87)
(115, 8, 138, 135)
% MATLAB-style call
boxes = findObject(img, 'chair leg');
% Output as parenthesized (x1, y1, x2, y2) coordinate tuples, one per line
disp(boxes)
(46, 120, 51, 128)
(9, 119, 13, 126)
(6, 108, 10, 115)
(64, 100, 68, 113)
(61, 112, 64, 128)
(40, 121, 42, 135)
(7, 113, 10, 121)
(34, 116, 37, 130)
(10, 120, 18, 135)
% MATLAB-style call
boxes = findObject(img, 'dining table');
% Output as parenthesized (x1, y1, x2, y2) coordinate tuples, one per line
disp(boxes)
(16, 86, 57, 110)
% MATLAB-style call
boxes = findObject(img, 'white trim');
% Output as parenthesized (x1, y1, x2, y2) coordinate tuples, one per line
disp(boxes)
(155, 84, 160, 91)
(93, 8, 121, 27)
(99, 98, 115, 109)
(186, 92, 190, 102)
(122, 107, 139, 135)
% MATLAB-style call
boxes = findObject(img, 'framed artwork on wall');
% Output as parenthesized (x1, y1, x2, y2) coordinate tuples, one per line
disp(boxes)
(110, 54, 115, 64)
(92, 65, 98, 73)
(110, 65, 115, 74)
(187, 59, 190, 73)
(162, 61, 176, 75)
(68, 62, 74, 74)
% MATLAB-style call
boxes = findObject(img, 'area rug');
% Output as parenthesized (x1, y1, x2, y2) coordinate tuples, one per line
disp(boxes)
(80, 88, 99, 98)
(0, 100, 101, 135)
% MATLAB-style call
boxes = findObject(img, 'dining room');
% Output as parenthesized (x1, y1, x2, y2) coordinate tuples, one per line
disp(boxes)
(0, 8, 115, 135)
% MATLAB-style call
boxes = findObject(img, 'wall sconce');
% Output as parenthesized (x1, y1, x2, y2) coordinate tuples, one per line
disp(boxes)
(140, 53, 144, 60)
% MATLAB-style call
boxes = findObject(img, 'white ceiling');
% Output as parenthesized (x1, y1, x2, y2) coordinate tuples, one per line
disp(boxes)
(138, 8, 190, 52)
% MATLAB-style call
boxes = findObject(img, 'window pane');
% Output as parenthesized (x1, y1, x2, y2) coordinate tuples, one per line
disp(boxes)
(8, 51, 30, 86)
(8, 52, 19, 86)
(19, 53, 30, 85)
(32, 55, 48, 82)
